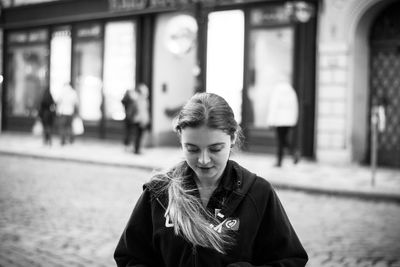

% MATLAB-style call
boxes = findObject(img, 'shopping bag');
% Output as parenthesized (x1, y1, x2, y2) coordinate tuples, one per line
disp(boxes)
(32, 119, 43, 136)
(72, 117, 84, 135)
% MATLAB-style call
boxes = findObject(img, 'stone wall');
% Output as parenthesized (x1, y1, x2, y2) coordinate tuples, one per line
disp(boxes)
(315, 0, 396, 164)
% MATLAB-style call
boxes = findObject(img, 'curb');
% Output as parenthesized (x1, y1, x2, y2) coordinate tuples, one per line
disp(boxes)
(271, 182, 400, 204)
(2, 150, 400, 204)
(0, 151, 158, 171)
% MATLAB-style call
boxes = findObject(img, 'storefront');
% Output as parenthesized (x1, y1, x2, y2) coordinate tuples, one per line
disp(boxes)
(0, 0, 319, 157)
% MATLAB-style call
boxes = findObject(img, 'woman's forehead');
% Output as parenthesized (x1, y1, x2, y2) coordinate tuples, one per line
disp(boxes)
(181, 126, 230, 145)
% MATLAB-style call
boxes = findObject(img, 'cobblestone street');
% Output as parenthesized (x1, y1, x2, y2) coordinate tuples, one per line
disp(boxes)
(0, 155, 399, 267)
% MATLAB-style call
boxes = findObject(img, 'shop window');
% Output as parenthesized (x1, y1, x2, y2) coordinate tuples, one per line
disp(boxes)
(6, 29, 49, 117)
(50, 26, 72, 100)
(206, 10, 244, 123)
(103, 21, 136, 121)
(247, 26, 294, 128)
(73, 23, 103, 121)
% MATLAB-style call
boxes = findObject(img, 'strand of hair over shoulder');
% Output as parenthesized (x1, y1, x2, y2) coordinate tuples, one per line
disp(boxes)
(150, 162, 233, 254)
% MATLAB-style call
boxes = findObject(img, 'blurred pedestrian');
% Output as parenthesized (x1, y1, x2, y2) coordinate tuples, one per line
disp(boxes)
(132, 83, 150, 154)
(121, 87, 138, 152)
(266, 80, 300, 167)
(114, 92, 308, 267)
(122, 83, 150, 154)
(56, 82, 79, 146)
(38, 87, 56, 146)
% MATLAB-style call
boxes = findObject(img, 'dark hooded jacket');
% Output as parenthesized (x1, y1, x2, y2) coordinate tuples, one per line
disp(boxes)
(114, 160, 308, 267)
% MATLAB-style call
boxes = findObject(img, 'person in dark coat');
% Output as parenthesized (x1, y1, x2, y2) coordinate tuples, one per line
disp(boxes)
(114, 92, 308, 267)
(38, 87, 56, 146)
(121, 88, 138, 152)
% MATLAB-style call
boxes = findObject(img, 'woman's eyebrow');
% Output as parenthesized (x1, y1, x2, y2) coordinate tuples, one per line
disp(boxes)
(183, 142, 225, 147)
(209, 143, 225, 147)
(183, 143, 198, 146)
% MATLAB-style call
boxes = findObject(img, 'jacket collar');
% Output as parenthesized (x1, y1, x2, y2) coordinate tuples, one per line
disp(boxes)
(184, 160, 238, 192)
(184, 160, 250, 192)
(220, 160, 236, 191)
(218, 160, 257, 218)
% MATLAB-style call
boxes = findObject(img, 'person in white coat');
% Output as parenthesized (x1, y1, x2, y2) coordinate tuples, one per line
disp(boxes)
(56, 82, 79, 145)
(266, 81, 300, 167)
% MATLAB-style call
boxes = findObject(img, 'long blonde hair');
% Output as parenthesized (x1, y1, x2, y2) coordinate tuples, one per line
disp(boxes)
(153, 93, 241, 253)
(153, 162, 232, 254)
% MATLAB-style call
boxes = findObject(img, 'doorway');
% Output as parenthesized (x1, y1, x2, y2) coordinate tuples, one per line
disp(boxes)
(152, 12, 198, 145)
(369, 1, 400, 168)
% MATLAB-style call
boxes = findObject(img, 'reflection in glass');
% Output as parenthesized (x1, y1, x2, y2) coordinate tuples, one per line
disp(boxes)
(248, 27, 294, 128)
(50, 27, 71, 100)
(7, 30, 48, 117)
(103, 21, 136, 120)
(73, 24, 103, 121)
(206, 10, 244, 123)
(8, 31, 28, 43)
(152, 12, 197, 138)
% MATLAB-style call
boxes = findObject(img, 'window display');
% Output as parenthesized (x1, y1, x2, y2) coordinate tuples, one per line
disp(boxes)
(73, 23, 103, 121)
(103, 21, 136, 121)
(248, 26, 294, 128)
(50, 26, 72, 100)
(6, 29, 49, 117)
(206, 10, 244, 123)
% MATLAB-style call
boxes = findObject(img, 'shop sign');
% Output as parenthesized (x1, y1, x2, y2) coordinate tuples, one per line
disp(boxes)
(76, 24, 102, 39)
(250, 5, 291, 26)
(109, 0, 185, 11)
(251, 2, 316, 25)
(8, 29, 48, 44)
(108, 0, 238, 11)
(109, 0, 147, 11)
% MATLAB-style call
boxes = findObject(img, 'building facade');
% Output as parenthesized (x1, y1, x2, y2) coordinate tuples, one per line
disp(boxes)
(2, 0, 398, 168)
(0, 0, 319, 158)
(316, 0, 400, 168)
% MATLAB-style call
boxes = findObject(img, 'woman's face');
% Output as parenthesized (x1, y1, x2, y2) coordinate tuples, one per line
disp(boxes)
(180, 125, 235, 186)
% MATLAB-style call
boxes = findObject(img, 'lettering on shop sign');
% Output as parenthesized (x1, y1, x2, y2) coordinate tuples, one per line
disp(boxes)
(109, 0, 146, 10)
(108, 0, 225, 11)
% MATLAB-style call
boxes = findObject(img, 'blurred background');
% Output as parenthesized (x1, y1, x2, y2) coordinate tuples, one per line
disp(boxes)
(0, 0, 399, 266)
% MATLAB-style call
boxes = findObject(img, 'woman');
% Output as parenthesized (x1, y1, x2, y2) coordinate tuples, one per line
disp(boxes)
(38, 87, 56, 145)
(114, 93, 308, 267)
(121, 87, 137, 150)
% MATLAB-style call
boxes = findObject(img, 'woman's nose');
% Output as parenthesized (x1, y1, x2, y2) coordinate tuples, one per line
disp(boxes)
(198, 150, 211, 165)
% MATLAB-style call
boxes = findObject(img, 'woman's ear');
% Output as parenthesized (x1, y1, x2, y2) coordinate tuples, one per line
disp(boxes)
(231, 133, 237, 148)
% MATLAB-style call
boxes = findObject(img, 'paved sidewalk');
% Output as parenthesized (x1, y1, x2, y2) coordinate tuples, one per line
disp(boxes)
(1, 132, 399, 202)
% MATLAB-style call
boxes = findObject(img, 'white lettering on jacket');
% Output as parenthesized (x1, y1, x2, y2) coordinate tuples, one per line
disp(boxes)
(165, 215, 174, 227)
(211, 218, 240, 233)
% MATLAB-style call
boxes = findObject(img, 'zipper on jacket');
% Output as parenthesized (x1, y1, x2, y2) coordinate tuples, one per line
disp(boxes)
(192, 246, 198, 267)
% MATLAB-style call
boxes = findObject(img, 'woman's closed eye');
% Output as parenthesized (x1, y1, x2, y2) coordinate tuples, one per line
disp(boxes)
(209, 144, 224, 153)
(185, 144, 224, 153)
(185, 145, 199, 153)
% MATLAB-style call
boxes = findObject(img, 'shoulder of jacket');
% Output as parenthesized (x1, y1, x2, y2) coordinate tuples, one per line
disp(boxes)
(232, 162, 273, 200)
(230, 161, 272, 193)
(246, 176, 276, 218)
(144, 176, 168, 191)
(251, 176, 274, 200)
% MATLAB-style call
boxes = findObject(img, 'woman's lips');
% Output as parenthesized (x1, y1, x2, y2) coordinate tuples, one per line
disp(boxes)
(198, 166, 213, 170)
